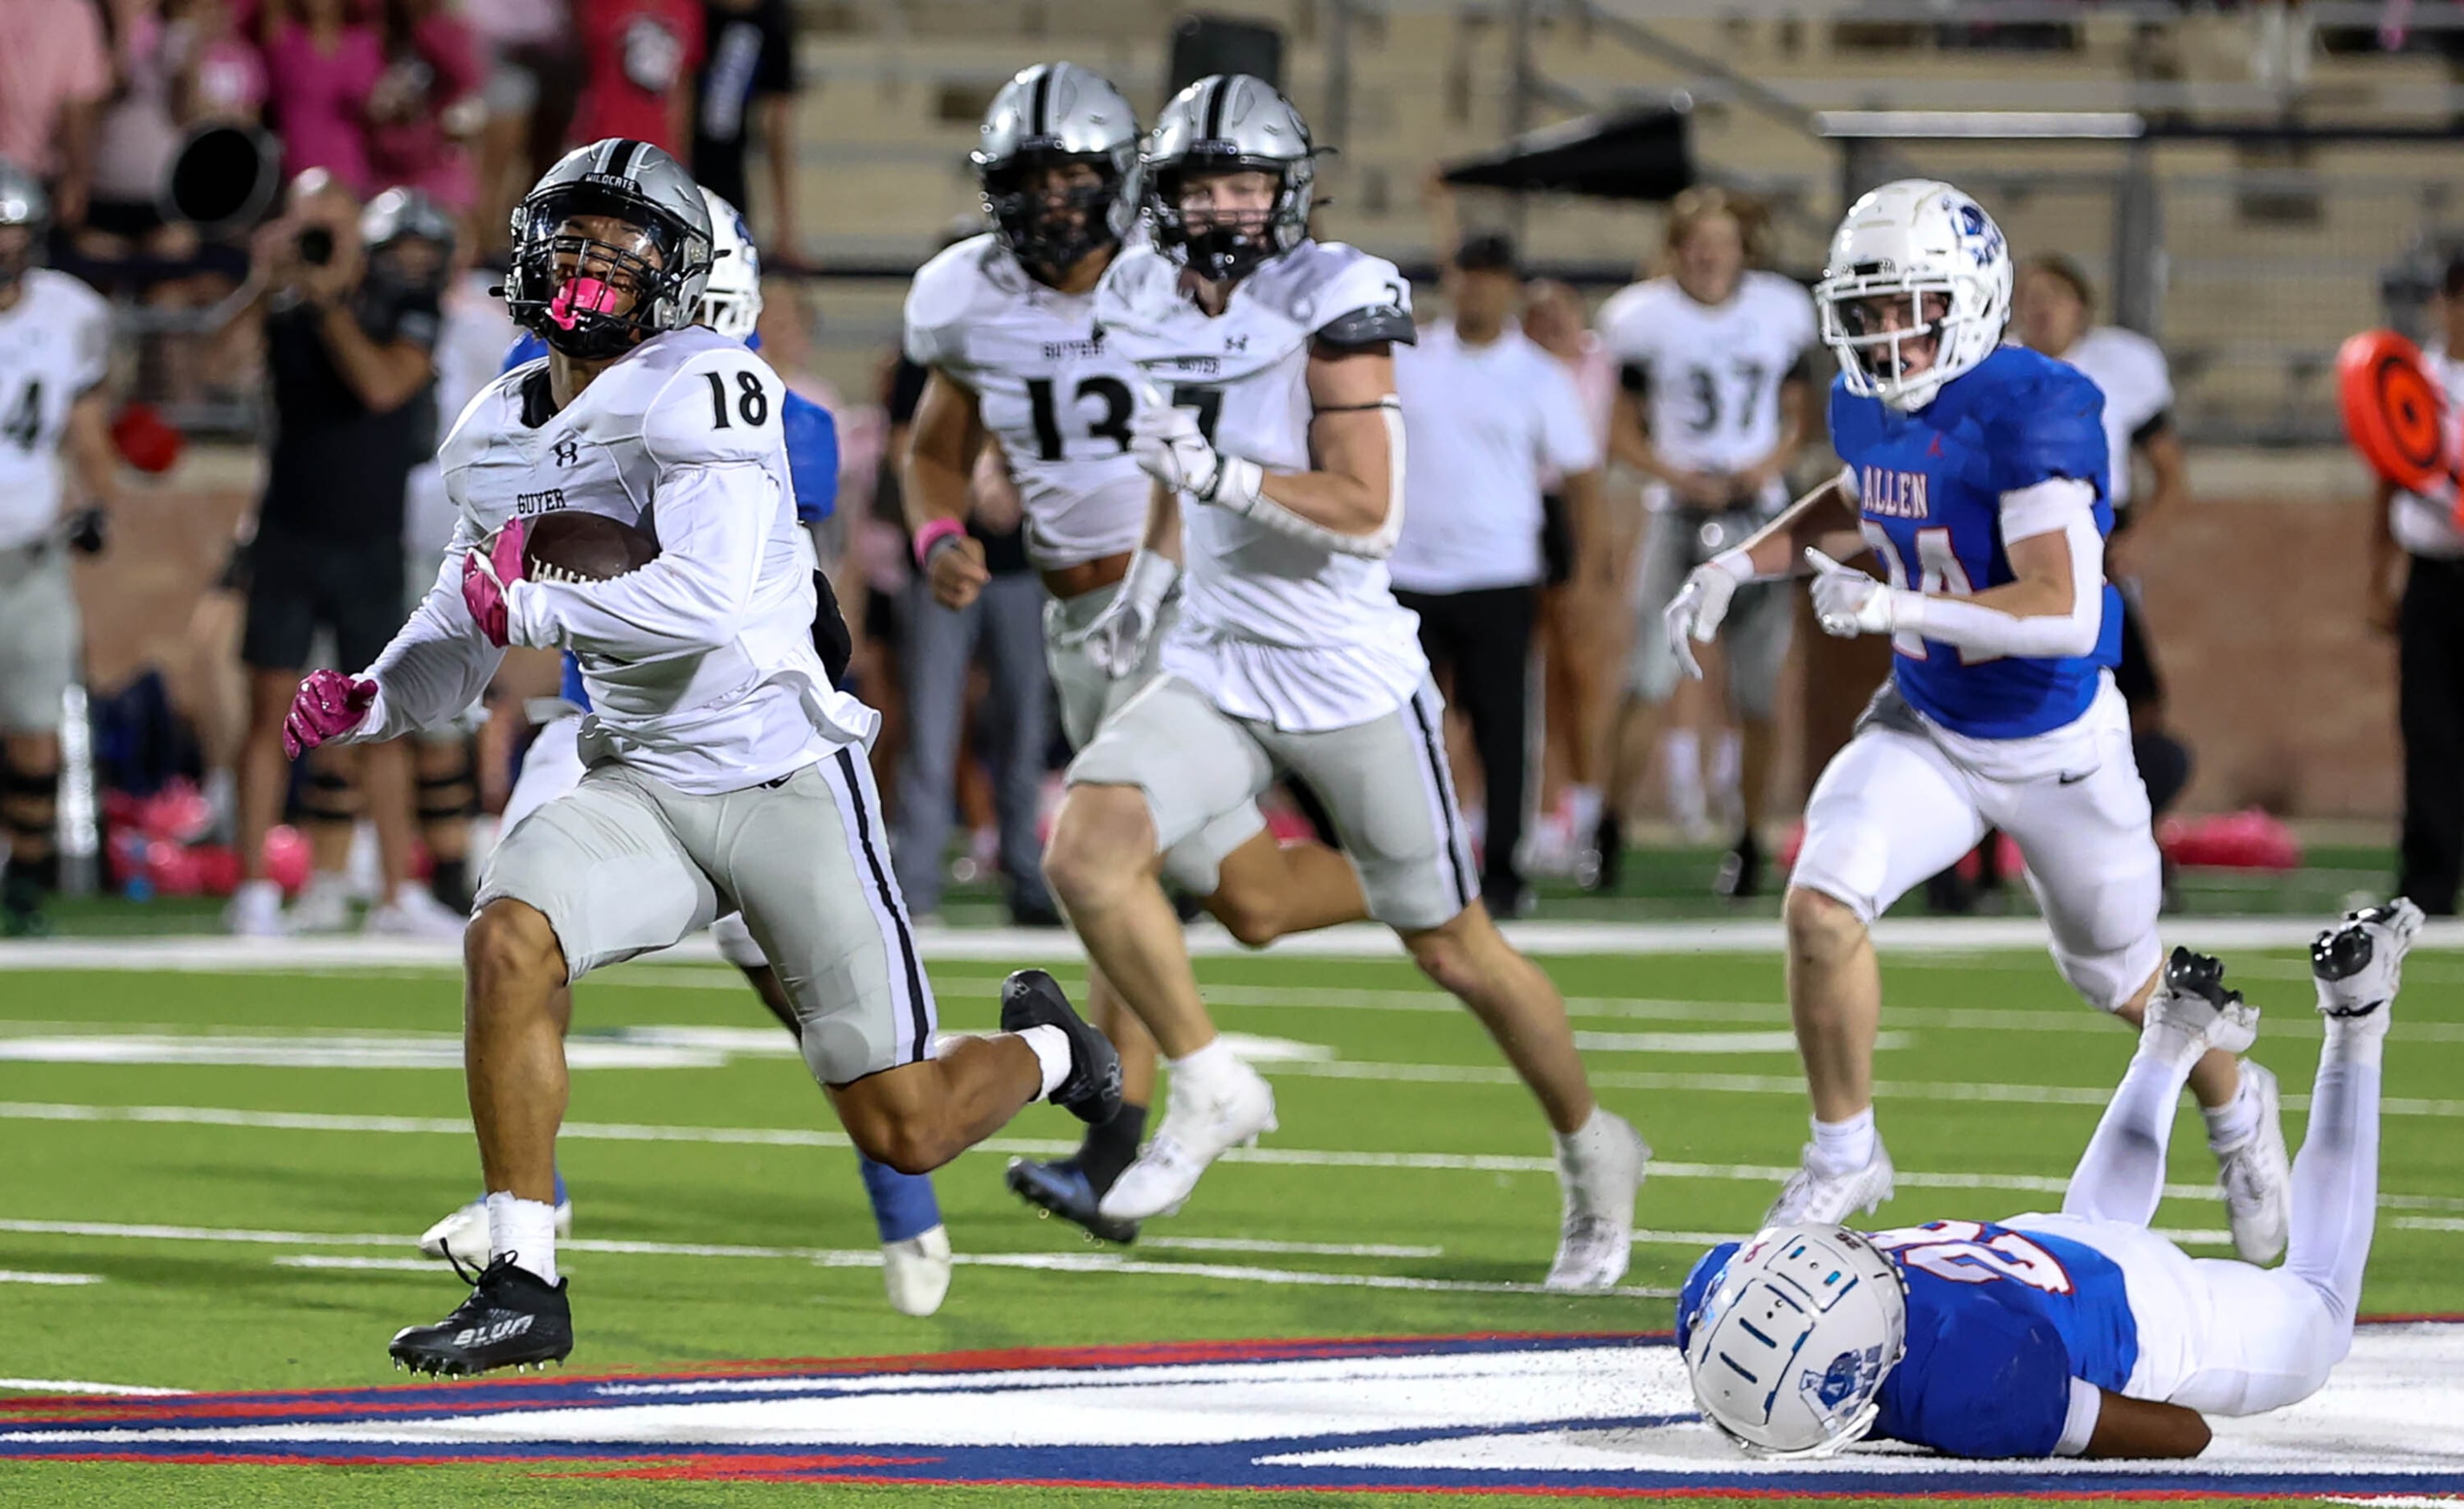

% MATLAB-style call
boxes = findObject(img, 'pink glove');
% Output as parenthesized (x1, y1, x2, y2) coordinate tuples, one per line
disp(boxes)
(282, 670, 378, 759)
(460, 517, 528, 647)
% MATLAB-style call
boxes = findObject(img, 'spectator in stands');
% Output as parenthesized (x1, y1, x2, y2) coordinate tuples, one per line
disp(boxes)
(468, 0, 576, 253)
(179, 0, 271, 127)
(1390, 231, 1605, 917)
(570, 0, 703, 157)
(366, 0, 485, 212)
(82, 0, 200, 268)
(0, 0, 113, 234)
(218, 176, 459, 937)
(2015, 253, 2195, 893)
(260, 0, 386, 195)
(693, 0, 799, 257)
(2372, 253, 2464, 916)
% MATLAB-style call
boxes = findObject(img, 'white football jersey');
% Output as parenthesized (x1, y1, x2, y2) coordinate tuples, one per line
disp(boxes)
(363, 326, 876, 792)
(1093, 239, 1427, 731)
(905, 234, 1150, 571)
(0, 269, 112, 550)
(2057, 325, 2173, 511)
(1596, 270, 1816, 509)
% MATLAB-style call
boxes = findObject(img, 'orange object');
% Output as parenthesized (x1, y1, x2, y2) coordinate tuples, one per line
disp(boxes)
(2337, 329, 2457, 501)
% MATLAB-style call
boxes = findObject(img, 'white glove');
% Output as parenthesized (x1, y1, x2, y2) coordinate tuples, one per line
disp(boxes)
(1805, 546, 1902, 638)
(1130, 384, 1264, 508)
(1061, 548, 1179, 681)
(1663, 552, 1755, 680)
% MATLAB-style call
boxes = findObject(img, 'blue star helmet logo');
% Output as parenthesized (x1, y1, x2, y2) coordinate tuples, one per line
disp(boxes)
(1811, 1344, 1882, 1409)
(1951, 199, 2004, 268)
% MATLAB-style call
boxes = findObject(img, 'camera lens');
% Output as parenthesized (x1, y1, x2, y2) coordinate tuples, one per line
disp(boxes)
(298, 227, 334, 266)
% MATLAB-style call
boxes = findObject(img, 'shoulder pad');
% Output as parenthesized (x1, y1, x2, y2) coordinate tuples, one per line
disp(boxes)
(1091, 245, 1183, 344)
(1980, 351, 2108, 493)
(1744, 271, 1820, 343)
(38, 271, 112, 386)
(1595, 279, 1670, 357)
(641, 343, 791, 469)
(904, 234, 1012, 368)
(1284, 243, 1414, 346)
(439, 366, 526, 475)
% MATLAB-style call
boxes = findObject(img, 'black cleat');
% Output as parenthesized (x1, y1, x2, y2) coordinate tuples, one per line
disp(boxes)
(1005, 1158, 1141, 1244)
(2163, 943, 2238, 1011)
(1582, 811, 1624, 894)
(388, 1254, 572, 1377)
(1000, 969, 1122, 1124)
(2311, 898, 2423, 1020)
(1714, 830, 1763, 901)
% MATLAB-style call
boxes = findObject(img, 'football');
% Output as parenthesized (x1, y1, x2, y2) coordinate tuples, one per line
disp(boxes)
(523, 509, 660, 584)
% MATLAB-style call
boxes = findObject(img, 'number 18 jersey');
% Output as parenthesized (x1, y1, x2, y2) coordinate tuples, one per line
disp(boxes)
(903, 234, 1150, 571)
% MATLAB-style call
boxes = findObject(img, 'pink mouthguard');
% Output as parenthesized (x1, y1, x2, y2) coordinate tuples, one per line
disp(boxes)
(546, 276, 620, 330)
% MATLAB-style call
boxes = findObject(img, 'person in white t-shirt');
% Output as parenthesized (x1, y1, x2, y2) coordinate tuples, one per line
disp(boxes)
(2013, 255, 2194, 851)
(1390, 231, 1604, 916)
(1594, 188, 1818, 900)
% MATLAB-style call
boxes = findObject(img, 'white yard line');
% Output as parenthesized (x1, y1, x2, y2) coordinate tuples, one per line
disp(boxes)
(14, 1102, 2462, 1210)
(0, 1377, 189, 1396)
(0, 1271, 101, 1286)
(1624, 1225, 2237, 1250)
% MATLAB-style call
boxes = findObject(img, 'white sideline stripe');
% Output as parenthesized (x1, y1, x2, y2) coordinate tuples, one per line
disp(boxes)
(1625, 1225, 2237, 1250)
(0, 1377, 189, 1397)
(6, 915, 2462, 969)
(0, 1270, 102, 1286)
(273, 1256, 434, 1272)
(9, 1225, 1653, 1300)
(8, 1105, 2434, 1212)
(1141, 1237, 1444, 1258)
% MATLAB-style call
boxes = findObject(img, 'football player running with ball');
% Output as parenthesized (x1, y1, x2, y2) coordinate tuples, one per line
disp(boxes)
(1680, 901, 2417, 1460)
(413, 186, 956, 1320)
(282, 141, 1120, 1376)
(1666, 181, 2290, 1256)
(1041, 76, 1648, 1289)
(901, 63, 1375, 1246)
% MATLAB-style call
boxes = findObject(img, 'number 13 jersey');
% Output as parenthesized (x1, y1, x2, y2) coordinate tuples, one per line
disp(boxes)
(903, 234, 1151, 571)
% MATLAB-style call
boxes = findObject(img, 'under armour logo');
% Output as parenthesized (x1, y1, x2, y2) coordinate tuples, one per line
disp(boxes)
(552, 438, 580, 468)
(1225, 334, 1248, 352)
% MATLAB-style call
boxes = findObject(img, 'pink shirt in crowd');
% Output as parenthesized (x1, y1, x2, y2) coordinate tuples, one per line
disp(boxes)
(0, 0, 112, 178)
(263, 18, 386, 195)
(367, 11, 484, 207)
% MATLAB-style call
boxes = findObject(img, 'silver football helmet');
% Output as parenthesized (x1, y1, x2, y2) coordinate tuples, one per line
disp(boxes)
(973, 62, 1140, 281)
(0, 157, 48, 291)
(504, 138, 713, 360)
(1143, 73, 1318, 284)
(360, 186, 458, 299)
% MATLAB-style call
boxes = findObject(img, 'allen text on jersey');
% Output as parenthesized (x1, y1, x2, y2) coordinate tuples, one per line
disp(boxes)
(1860, 465, 1930, 520)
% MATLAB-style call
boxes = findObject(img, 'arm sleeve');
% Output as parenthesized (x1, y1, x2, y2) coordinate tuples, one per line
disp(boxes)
(1898, 1298, 2077, 1459)
(782, 390, 840, 524)
(504, 359, 780, 657)
(1894, 481, 2104, 659)
(354, 520, 506, 741)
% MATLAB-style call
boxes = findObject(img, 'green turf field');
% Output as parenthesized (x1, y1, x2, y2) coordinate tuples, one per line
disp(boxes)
(0, 941, 2455, 1505)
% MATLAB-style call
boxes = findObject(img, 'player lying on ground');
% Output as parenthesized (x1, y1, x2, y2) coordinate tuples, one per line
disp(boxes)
(1665, 178, 2290, 1259)
(282, 139, 1120, 1376)
(1678, 900, 2417, 1459)
(414, 186, 952, 1319)
(1039, 76, 1647, 1289)
(894, 63, 1375, 1248)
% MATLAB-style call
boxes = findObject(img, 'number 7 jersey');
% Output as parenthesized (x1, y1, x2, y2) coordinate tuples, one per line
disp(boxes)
(903, 233, 1151, 570)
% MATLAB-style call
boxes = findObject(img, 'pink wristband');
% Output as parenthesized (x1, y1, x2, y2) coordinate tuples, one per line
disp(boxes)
(913, 517, 966, 569)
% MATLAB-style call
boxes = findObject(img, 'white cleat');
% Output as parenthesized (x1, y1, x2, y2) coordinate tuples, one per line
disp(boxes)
(416, 1196, 573, 1267)
(2214, 1061, 2290, 1264)
(285, 875, 354, 936)
(1763, 1141, 1896, 1227)
(2144, 946, 2258, 1057)
(1097, 1058, 1277, 1222)
(2311, 898, 2422, 1031)
(1544, 1111, 1651, 1291)
(365, 885, 469, 939)
(881, 1225, 953, 1317)
(223, 878, 285, 939)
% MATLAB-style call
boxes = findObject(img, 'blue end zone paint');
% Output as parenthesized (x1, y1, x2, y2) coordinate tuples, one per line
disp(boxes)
(1, 1330, 2457, 1497)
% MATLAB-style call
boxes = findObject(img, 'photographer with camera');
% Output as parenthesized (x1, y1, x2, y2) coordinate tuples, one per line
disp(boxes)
(222, 176, 459, 937)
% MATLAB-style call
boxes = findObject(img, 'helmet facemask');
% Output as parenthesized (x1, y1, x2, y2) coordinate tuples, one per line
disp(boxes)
(1150, 153, 1310, 284)
(0, 221, 38, 295)
(1820, 279, 1963, 410)
(509, 183, 704, 361)
(983, 149, 1127, 283)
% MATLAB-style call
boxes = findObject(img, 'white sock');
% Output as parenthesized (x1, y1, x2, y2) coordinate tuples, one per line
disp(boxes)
(1565, 784, 1604, 841)
(2202, 1069, 2264, 1151)
(486, 1192, 558, 1285)
(1810, 1109, 1878, 1175)
(1018, 1023, 1073, 1098)
(1168, 1037, 1240, 1095)
(1662, 730, 1705, 828)
(1710, 731, 1742, 807)
(1553, 1106, 1620, 1168)
(2323, 1018, 2389, 1066)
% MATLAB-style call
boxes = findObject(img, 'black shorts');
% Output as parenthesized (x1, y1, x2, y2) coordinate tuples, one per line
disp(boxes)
(1539, 492, 1575, 588)
(2114, 591, 2164, 708)
(240, 529, 406, 673)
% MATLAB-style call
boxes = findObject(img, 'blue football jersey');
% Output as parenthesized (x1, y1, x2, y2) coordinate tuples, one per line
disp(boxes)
(1678, 1218, 2139, 1460)
(500, 332, 840, 714)
(1831, 344, 2123, 740)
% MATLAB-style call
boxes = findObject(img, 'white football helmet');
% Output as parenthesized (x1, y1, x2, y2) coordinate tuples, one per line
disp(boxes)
(1684, 1224, 1908, 1458)
(697, 186, 762, 340)
(1815, 178, 2012, 412)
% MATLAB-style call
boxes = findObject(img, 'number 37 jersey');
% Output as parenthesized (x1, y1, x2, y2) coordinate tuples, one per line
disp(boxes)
(903, 234, 1151, 570)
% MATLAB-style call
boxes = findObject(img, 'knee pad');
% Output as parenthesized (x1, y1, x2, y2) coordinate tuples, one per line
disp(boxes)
(2134, 732, 2192, 818)
(418, 750, 479, 824)
(297, 763, 361, 824)
(0, 759, 57, 832)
